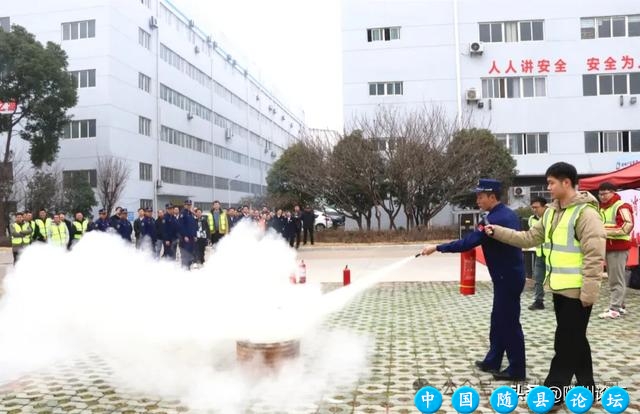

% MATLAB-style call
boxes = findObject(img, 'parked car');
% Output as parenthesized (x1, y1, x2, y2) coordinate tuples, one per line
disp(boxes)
(314, 210, 333, 231)
(323, 207, 346, 227)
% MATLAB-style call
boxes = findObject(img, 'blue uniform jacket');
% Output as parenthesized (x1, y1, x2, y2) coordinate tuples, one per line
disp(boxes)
(116, 219, 133, 242)
(163, 215, 179, 242)
(437, 203, 524, 282)
(178, 209, 198, 239)
(140, 216, 157, 242)
(94, 218, 110, 232)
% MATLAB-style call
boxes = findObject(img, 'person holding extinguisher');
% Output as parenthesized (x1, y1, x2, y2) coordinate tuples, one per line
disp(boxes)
(421, 178, 526, 382)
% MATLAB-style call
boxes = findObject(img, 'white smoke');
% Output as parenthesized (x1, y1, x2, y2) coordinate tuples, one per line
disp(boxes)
(0, 222, 374, 413)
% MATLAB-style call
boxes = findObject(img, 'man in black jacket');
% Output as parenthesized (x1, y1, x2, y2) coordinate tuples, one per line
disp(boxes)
(292, 205, 303, 248)
(110, 207, 122, 228)
(301, 205, 317, 246)
(133, 208, 144, 248)
(155, 209, 165, 258)
(59, 211, 74, 250)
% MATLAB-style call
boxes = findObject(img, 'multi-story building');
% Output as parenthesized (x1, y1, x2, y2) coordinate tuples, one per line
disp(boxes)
(343, 0, 639, 204)
(2, 0, 304, 214)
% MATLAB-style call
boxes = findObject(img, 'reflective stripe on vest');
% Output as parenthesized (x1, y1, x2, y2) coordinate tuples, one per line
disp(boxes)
(73, 220, 88, 239)
(528, 215, 543, 257)
(50, 224, 68, 246)
(601, 200, 631, 242)
(11, 222, 30, 246)
(541, 204, 590, 290)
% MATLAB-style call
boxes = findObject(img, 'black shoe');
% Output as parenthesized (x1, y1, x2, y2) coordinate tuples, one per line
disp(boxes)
(493, 370, 525, 382)
(474, 360, 498, 374)
(528, 301, 544, 310)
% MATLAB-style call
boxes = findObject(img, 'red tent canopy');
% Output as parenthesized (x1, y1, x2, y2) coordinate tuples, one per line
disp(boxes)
(578, 162, 640, 190)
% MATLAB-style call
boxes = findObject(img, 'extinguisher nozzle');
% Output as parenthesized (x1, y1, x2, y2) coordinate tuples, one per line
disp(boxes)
(414, 253, 421, 258)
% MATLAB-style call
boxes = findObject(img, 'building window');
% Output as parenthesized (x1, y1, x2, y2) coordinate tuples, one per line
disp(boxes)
(63, 169, 97, 187)
(159, 84, 213, 121)
(138, 72, 151, 93)
(479, 20, 543, 43)
(139, 0, 151, 8)
(482, 77, 546, 98)
(62, 20, 95, 40)
(585, 131, 640, 153)
(62, 119, 96, 139)
(160, 125, 213, 155)
(139, 163, 152, 181)
(138, 116, 151, 136)
(140, 199, 153, 209)
(160, 166, 214, 188)
(69, 69, 96, 88)
(369, 81, 403, 96)
(583, 73, 640, 96)
(138, 27, 151, 49)
(496, 133, 548, 155)
(581, 15, 640, 39)
(0, 17, 10, 32)
(367, 26, 401, 42)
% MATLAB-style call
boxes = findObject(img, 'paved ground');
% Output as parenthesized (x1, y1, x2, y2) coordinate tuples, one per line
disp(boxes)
(0, 245, 638, 413)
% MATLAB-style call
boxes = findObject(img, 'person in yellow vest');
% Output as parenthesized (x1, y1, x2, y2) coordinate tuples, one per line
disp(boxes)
(10, 212, 33, 263)
(597, 181, 634, 319)
(484, 162, 605, 407)
(208, 200, 229, 246)
(71, 211, 89, 247)
(33, 208, 52, 243)
(48, 213, 70, 249)
(527, 196, 548, 310)
(24, 211, 35, 244)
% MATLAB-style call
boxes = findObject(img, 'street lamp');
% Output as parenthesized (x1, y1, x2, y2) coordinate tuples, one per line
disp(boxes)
(228, 174, 240, 209)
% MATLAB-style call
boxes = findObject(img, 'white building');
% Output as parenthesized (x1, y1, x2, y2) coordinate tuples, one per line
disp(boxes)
(343, 0, 640, 205)
(2, 0, 304, 215)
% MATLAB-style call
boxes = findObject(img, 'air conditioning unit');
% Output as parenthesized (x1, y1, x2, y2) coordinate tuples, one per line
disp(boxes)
(206, 35, 212, 45)
(244, 69, 248, 77)
(270, 151, 276, 158)
(156, 179, 163, 188)
(194, 45, 200, 54)
(225, 128, 233, 139)
(512, 186, 529, 198)
(469, 41, 484, 55)
(227, 54, 233, 62)
(188, 19, 195, 28)
(149, 16, 158, 29)
(187, 112, 193, 120)
(466, 88, 479, 102)
(281, 115, 285, 121)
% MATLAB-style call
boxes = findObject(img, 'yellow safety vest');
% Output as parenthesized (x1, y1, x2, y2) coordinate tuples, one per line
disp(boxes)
(528, 215, 543, 257)
(600, 200, 631, 241)
(50, 223, 68, 247)
(11, 222, 31, 246)
(207, 211, 228, 235)
(35, 218, 52, 240)
(542, 204, 593, 290)
(73, 219, 88, 240)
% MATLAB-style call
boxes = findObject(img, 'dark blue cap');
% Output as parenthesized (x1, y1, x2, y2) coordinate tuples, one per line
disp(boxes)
(475, 178, 501, 193)
(165, 203, 172, 209)
(121, 208, 128, 214)
(98, 208, 106, 214)
(184, 199, 192, 205)
(144, 207, 153, 212)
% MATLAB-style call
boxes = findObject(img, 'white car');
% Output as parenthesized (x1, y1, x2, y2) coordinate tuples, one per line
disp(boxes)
(314, 210, 333, 231)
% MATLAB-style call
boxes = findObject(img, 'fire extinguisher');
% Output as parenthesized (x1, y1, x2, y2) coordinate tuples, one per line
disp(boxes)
(460, 249, 476, 295)
(343, 265, 351, 286)
(298, 260, 307, 284)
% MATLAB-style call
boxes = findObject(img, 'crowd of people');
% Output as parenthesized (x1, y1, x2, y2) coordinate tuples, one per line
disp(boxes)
(8, 201, 320, 269)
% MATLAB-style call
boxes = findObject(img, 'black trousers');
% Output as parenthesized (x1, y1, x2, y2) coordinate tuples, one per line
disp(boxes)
(303, 227, 314, 245)
(544, 294, 595, 398)
(295, 229, 301, 248)
(195, 238, 208, 264)
(211, 233, 223, 245)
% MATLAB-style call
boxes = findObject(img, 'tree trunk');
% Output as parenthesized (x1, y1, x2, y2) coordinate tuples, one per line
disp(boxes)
(356, 214, 363, 230)
(374, 205, 381, 231)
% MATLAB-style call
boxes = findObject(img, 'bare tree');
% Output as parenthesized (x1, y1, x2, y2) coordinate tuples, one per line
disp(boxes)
(96, 156, 130, 215)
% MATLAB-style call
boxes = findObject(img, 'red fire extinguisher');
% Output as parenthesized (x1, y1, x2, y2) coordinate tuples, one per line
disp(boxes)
(460, 249, 476, 295)
(343, 265, 351, 286)
(298, 260, 307, 284)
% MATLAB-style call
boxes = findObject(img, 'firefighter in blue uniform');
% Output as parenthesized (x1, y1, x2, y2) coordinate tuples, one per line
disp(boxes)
(140, 207, 157, 250)
(162, 204, 178, 260)
(93, 209, 111, 232)
(178, 200, 198, 269)
(116, 209, 133, 242)
(421, 179, 526, 381)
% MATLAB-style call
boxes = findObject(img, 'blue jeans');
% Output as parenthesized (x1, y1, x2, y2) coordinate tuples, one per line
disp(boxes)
(533, 254, 546, 303)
